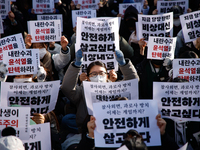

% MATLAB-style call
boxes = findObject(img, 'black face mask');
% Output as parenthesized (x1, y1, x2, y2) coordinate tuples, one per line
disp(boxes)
(151, 60, 163, 66)
(126, 19, 136, 28)
(49, 46, 55, 50)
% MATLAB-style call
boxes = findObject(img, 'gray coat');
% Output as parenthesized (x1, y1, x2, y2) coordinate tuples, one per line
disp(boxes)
(61, 59, 139, 132)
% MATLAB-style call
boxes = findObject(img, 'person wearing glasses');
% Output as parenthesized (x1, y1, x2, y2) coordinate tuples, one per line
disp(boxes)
(61, 49, 139, 133)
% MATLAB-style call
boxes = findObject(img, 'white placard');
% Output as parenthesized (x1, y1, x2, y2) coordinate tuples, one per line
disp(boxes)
(22, 123, 51, 150)
(78, 0, 99, 10)
(73, 0, 79, 5)
(93, 17, 121, 30)
(83, 79, 138, 115)
(138, 12, 173, 42)
(153, 82, 200, 121)
(147, 36, 176, 60)
(37, 14, 63, 32)
(178, 142, 188, 150)
(0, 15, 3, 34)
(28, 20, 61, 43)
(72, 10, 96, 28)
(119, 3, 141, 19)
(3, 49, 40, 75)
(0, 33, 26, 62)
(157, 0, 188, 14)
(32, 0, 54, 14)
(180, 10, 200, 43)
(173, 58, 200, 82)
(1, 81, 60, 115)
(76, 17, 119, 73)
(93, 100, 161, 147)
(0, 0, 10, 19)
(0, 107, 30, 139)
(117, 145, 128, 150)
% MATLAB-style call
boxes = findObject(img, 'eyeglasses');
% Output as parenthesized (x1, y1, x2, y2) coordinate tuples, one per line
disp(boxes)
(89, 71, 107, 77)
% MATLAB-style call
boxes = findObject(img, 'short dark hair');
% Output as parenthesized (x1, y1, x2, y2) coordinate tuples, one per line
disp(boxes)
(1, 127, 16, 137)
(121, 130, 148, 150)
(87, 61, 107, 76)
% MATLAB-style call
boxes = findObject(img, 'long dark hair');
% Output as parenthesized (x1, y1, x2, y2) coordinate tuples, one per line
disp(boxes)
(86, 61, 107, 76)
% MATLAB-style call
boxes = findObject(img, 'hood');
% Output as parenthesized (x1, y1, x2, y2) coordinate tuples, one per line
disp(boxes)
(124, 5, 138, 21)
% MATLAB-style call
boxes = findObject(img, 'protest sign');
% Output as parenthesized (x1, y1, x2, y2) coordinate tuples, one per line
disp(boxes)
(138, 12, 173, 41)
(0, 15, 3, 34)
(72, 10, 96, 28)
(157, 0, 188, 14)
(22, 123, 51, 150)
(83, 79, 138, 115)
(0, 0, 10, 19)
(0, 107, 30, 139)
(180, 10, 200, 43)
(117, 145, 128, 150)
(153, 82, 200, 121)
(147, 36, 176, 60)
(3, 49, 40, 75)
(0, 33, 26, 62)
(73, 0, 78, 5)
(178, 143, 188, 150)
(93, 100, 161, 147)
(28, 20, 61, 43)
(37, 14, 63, 32)
(1, 80, 60, 115)
(78, 0, 99, 10)
(92, 17, 121, 30)
(119, 3, 141, 19)
(173, 58, 200, 82)
(76, 17, 119, 72)
(32, 0, 54, 14)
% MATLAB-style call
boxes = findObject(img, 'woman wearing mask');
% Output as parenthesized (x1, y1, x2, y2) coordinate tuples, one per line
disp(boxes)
(61, 49, 139, 133)
(25, 34, 71, 81)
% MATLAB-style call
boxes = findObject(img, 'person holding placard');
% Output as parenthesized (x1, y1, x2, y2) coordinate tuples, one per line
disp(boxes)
(25, 34, 71, 81)
(136, 38, 169, 99)
(119, 5, 139, 42)
(61, 49, 139, 133)
(74, 114, 179, 150)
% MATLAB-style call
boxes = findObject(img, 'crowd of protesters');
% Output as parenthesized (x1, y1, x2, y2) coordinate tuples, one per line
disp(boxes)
(0, 0, 200, 150)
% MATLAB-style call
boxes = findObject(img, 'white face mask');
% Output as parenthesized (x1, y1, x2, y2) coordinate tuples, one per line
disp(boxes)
(39, 48, 47, 59)
(89, 75, 107, 83)
(174, 19, 181, 27)
(14, 78, 33, 83)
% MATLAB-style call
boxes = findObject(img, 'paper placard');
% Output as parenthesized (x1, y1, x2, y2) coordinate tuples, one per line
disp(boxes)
(37, 14, 63, 32)
(173, 58, 200, 82)
(76, 17, 119, 72)
(83, 79, 138, 115)
(72, 9, 96, 28)
(153, 82, 200, 121)
(157, 0, 188, 14)
(0, 0, 10, 19)
(32, 0, 54, 14)
(3, 49, 40, 75)
(28, 20, 61, 43)
(78, 0, 99, 10)
(0, 107, 30, 140)
(0, 33, 26, 62)
(147, 36, 176, 60)
(22, 123, 51, 150)
(1, 81, 60, 115)
(0, 15, 3, 34)
(93, 100, 161, 147)
(180, 10, 200, 43)
(138, 12, 173, 41)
